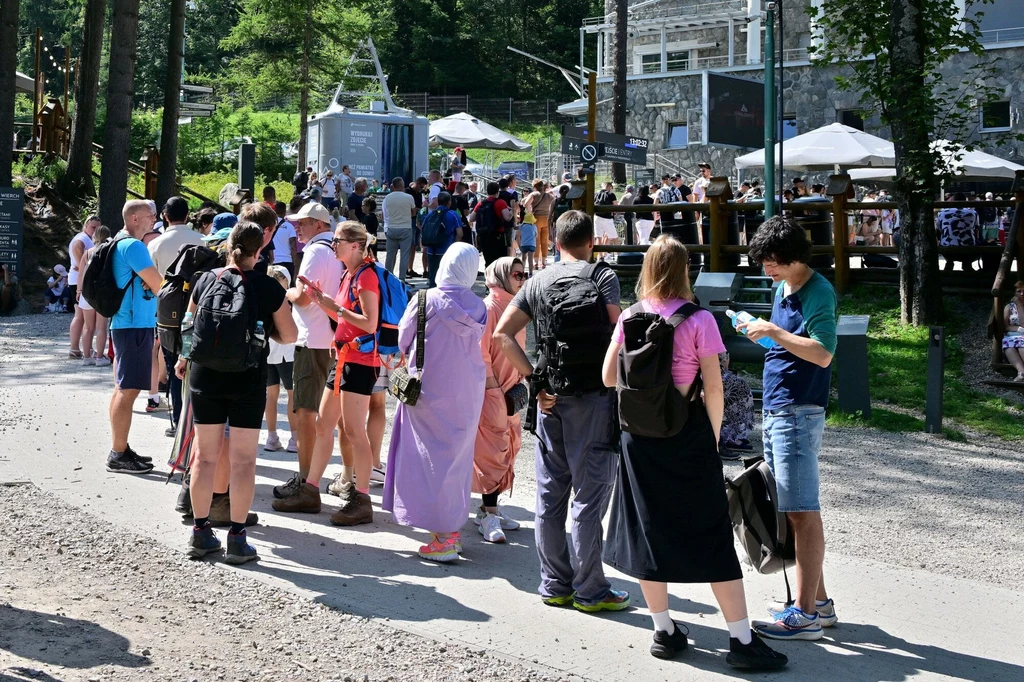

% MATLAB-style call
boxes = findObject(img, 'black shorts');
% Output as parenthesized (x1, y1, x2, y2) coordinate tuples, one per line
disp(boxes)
(325, 362, 379, 396)
(267, 361, 294, 390)
(191, 390, 266, 429)
(112, 328, 154, 391)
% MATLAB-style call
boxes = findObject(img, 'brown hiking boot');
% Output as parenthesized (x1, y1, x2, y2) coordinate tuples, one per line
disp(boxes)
(209, 494, 258, 527)
(271, 482, 321, 513)
(329, 491, 373, 526)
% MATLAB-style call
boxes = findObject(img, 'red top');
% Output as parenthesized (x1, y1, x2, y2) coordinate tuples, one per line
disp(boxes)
(333, 263, 380, 367)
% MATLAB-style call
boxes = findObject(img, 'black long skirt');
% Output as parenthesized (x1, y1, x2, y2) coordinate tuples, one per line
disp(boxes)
(603, 403, 743, 583)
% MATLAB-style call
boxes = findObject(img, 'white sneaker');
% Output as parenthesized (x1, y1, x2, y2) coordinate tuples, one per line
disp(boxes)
(477, 513, 506, 543)
(263, 433, 283, 451)
(82, 354, 96, 366)
(369, 466, 386, 485)
(767, 599, 838, 628)
(474, 505, 520, 531)
(94, 356, 111, 367)
(285, 436, 298, 452)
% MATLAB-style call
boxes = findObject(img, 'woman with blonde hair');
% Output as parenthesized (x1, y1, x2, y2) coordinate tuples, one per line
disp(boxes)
(601, 235, 787, 670)
(523, 179, 554, 269)
(472, 257, 528, 543)
(301, 220, 382, 525)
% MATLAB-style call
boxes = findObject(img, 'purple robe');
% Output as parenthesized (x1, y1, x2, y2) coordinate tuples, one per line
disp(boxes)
(382, 286, 487, 533)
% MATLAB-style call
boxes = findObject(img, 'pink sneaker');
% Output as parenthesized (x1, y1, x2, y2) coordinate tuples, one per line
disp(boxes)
(418, 534, 459, 563)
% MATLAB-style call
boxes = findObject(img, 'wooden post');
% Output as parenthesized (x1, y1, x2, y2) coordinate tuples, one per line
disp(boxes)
(32, 29, 41, 153)
(827, 174, 853, 293)
(1013, 171, 1024, 273)
(706, 176, 734, 273)
(141, 147, 160, 200)
(585, 71, 596, 220)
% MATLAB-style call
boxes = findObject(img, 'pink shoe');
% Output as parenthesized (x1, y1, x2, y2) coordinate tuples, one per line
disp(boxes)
(418, 534, 459, 563)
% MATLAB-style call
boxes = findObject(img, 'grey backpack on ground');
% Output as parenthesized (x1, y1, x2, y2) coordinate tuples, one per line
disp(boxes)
(616, 301, 700, 438)
(726, 457, 795, 581)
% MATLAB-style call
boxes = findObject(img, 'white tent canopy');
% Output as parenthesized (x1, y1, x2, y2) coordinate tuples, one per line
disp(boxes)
(848, 141, 1024, 182)
(428, 112, 532, 151)
(16, 71, 34, 94)
(735, 122, 895, 170)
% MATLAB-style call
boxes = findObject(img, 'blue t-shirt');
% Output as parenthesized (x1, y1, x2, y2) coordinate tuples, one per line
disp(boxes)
(424, 208, 463, 256)
(762, 271, 838, 410)
(519, 222, 538, 249)
(110, 236, 157, 330)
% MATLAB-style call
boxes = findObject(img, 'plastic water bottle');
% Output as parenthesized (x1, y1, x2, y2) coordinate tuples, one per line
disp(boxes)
(726, 309, 777, 349)
(254, 320, 266, 346)
(180, 311, 194, 359)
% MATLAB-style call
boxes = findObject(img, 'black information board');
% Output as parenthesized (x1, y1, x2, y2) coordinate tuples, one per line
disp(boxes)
(705, 72, 764, 149)
(0, 188, 24, 279)
(560, 125, 649, 166)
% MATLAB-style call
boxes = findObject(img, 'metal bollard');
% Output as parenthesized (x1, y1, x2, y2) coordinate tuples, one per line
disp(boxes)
(836, 315, 871, 417)
(925, 326, 945, 433)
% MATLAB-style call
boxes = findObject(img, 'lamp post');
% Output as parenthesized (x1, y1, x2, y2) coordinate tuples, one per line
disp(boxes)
(764, 4, 776, 217)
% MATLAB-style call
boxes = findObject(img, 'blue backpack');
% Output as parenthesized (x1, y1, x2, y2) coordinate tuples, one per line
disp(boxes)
(346, 260, 409, 358)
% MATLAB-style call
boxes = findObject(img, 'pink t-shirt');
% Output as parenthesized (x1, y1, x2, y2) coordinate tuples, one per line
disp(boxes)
(612, 298, 725, 385)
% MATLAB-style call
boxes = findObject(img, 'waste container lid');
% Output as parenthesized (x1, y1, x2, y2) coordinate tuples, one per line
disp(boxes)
(837, 314, 870, 336)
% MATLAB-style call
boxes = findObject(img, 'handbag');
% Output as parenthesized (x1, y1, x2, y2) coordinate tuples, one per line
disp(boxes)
(504, 382, 529, 416)
(389, 290, 426, 406)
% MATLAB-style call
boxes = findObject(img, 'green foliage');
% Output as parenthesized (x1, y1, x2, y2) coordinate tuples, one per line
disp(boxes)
(12, 156, 68, 186)
(129, 171, 295, 210)
(831, 285, 1024, 440)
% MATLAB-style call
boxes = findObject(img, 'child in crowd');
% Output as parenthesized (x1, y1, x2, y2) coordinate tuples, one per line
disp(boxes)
(44, 264, 70, 312)
(518, 212, 538, 275)
(361, 198, 380, 257)
(719, 351, 754, 459)
(263, 266, 298, 453)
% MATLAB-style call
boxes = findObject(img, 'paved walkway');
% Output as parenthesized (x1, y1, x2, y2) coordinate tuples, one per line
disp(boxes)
(1, 332, 1022, 681)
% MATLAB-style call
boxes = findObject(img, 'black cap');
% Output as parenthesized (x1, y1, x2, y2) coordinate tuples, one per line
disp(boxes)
(698, 162, 711, 169)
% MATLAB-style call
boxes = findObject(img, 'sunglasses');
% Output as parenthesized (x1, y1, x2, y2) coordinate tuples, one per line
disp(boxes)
(331, 238, 357, 246)
(511, 271, 527, 281)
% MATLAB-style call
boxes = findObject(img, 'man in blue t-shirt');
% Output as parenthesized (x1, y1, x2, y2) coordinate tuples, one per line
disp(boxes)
(738, 215, 839, 642)
(424, 191, 464, 287)
(107, 200, 164, 475)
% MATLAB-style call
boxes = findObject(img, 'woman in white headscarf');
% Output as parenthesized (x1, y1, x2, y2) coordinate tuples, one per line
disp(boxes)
(382, 243, 488, 562)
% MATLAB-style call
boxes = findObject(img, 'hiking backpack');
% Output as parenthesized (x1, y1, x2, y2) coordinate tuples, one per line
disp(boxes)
(474, 199, 500, 234)
(616, 301, 700, 437)
(157, 244, 225, 355)
(345, 261, 410, 358)
(726, 457, 795, 581)
(421, 206, 451, 247)
(188, 268, 263, 372)
(595, 190, 615, 206)
(80, 236, 132, 318)
(536, 262, 614, 396)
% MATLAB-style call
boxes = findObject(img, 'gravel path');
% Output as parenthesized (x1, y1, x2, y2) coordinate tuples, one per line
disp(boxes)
(0, 483, 562, 682)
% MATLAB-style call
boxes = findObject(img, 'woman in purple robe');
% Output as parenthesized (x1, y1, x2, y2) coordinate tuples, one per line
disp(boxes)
(383, 242, 487, 562)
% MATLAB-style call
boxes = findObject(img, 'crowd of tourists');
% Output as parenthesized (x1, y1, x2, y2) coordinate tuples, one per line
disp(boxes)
(70, 166, 844, 671)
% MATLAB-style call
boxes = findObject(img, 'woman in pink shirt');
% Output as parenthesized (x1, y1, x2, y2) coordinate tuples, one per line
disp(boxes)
(472, 257, 528, 544)
(600, 235, 787, 671)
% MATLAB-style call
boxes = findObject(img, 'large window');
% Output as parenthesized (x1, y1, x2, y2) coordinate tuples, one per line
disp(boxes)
(838, 110, 864, 131)
(665, 122, 689, 149)
(981, 101, 1012, 132)
(639, 50, 690, 74)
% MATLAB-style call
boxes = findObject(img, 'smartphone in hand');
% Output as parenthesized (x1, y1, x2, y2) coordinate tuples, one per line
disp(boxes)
(297, 275, 323, 296)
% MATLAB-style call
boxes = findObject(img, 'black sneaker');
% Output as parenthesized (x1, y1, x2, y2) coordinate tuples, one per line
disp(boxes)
(650, 621, 689, 659)
(124, 444, 153, 464)
(727, 631, 788, 670)
(187, 524, 222, 559)
(225, 531, 259, 565)
(106, 451, 154, 475)
(164, 424, 177, 438)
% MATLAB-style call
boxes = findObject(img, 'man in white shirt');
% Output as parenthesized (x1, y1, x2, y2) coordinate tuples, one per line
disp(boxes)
(320, 170, 341, 210)
(427, 169, 445, 210)
(339, 165, 356, 200)
(271, 201, 298, 282)
(382, 177, 417, 281)
(272, 201, 343, 514)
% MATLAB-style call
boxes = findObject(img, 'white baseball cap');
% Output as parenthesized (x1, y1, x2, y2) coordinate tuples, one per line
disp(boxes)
(286, 202, 332, 224)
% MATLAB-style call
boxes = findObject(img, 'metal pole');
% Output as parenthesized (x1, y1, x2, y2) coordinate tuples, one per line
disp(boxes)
(763, 7, 776, 217)
(579, 28, 586, 93)
(777, 1, 784, 208)
(509, 97, 513, 125)
(925, 326, 945, 433)
(32, 29, 41, 153)
(586, 72, 597, 219)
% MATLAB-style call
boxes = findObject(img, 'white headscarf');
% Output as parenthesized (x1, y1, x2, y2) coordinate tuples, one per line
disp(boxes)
(436, 242, 479, 289)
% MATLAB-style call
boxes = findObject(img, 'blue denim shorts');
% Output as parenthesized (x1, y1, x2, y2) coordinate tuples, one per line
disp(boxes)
(762, 405, 825, 512)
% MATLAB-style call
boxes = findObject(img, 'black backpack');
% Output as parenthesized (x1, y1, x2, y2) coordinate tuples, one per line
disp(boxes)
(157, 244, 225, 355)
(80, 235, 132, 318)
(596, 190, 615, 206)
(189, 268, 263, 372)
(475, 199, 500, 234)
(616, 301, 700, 437)
(536, 262, 614, 396)
(421, 206, 450, 247)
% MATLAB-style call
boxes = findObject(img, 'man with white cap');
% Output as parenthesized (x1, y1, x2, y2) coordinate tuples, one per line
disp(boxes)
(273, 201, 343, 513)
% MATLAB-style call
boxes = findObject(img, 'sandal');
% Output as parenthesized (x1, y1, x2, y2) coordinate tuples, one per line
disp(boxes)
(68, 349, 83, 359)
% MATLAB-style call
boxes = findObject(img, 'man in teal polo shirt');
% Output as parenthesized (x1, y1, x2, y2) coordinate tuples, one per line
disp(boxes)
(738, 215, 839, 641)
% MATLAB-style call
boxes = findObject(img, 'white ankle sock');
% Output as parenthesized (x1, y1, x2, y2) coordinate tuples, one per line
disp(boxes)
(816, 598, 830, 607)
(727, 618, 752, 644)
(149, 392, 159, 401)
(342, 465, 354, 484)
(650, 609, 675, 633)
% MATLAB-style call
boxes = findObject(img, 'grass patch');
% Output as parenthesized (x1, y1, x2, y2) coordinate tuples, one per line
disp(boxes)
(835, 285, 1024, 440)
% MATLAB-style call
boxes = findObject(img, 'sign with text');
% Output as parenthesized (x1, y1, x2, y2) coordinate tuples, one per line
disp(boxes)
(342, 119, 380, 181)
(0, 188, 24, 279)
(560, 126, 649, 166)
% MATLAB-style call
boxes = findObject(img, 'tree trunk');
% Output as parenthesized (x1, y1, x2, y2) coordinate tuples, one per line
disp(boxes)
(610, 0, 628, 185)
(98, 0, 142, 232)
(0, 0, 19, 188)
(59, 0, 106, 199)
(890, 0, 941, 325)
(296, 0, 312, 173)
(156, 0, 186, 207)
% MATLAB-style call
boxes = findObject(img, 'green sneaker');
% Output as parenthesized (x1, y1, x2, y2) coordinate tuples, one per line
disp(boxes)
(542, 593, 575, 607)
(574, 589, 631, 613)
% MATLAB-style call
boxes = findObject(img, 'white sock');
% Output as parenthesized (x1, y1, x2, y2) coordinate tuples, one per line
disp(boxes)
(816, 598, 830, 607)
(727, 618, 752, 644)
(650, 609, 675, 633)
(149, 392, 158, 401)
(342, 465, 354, 484)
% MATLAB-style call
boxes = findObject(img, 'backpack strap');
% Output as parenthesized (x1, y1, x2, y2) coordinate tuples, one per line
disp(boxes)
(665, 301, 701, 328)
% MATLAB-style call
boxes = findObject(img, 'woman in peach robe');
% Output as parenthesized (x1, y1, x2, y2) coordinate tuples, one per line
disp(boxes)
(472, 257, 528, 544)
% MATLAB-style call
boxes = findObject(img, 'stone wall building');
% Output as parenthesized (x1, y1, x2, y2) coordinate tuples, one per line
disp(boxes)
(581, 0, 1024, 187)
